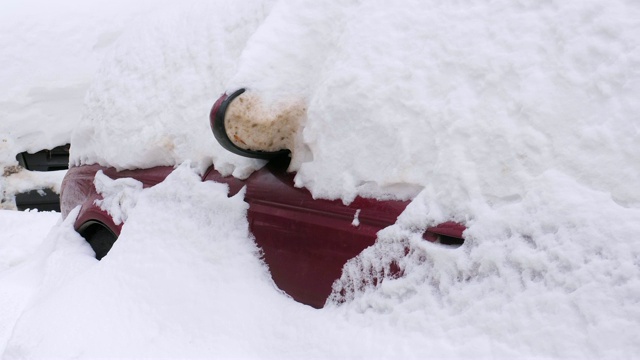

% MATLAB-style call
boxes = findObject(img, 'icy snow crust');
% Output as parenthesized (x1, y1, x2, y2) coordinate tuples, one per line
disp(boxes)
(1, 0, 639, 358)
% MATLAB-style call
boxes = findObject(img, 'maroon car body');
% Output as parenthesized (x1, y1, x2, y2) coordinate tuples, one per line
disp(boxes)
(60, 92, 465, 308)
(61, 157, 464, 308)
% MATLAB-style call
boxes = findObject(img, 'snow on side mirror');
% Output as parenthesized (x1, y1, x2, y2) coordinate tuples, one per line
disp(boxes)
(210, 88, 297, 160)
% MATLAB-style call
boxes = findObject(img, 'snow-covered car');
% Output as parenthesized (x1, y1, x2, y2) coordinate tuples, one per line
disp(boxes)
(14, 144, 70, 211)
(61, 91, 465, 308)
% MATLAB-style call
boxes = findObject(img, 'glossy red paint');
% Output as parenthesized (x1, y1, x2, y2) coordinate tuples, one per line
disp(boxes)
(61, 158, 465, 308)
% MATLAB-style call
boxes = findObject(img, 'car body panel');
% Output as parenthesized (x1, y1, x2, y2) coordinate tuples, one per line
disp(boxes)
(226, 158, 410, 306)
(61, 158, 464, 308)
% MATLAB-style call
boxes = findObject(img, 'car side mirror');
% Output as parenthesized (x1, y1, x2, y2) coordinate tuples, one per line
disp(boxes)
(210, 88, 290, 160)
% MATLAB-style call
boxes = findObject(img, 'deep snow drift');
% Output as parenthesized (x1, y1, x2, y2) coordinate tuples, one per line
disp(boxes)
(69, 0, 273, 178)
(1, 0, 640, 358)
(0, 0, 176, 208)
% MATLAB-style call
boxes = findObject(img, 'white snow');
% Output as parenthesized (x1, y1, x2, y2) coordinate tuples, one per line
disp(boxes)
(68, 0, 273, 178)
(1, 0, 640, 358)
(0, 0, 177, 207)
(94, 170, 144, 226)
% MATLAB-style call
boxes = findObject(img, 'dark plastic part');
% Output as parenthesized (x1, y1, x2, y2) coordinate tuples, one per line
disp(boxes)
(79, 221, 118, 260)
(15, 189, 61, 212)
(15, 144, 70, 212)
(16, 144, 70, 171)
(210, 88, 290, 159)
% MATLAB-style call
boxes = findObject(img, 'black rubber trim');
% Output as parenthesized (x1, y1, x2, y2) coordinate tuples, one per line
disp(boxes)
(210, 88, 290, 160)
(78, 220, 118, 239)
(78, 220, 118, 260)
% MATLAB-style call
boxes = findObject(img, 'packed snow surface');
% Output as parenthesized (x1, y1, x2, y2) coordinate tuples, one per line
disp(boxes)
(1, 0, 640, 358)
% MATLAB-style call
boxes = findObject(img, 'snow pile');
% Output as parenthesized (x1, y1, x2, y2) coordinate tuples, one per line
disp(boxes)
(283, 1, 640, 206)
(0, 210, 59, 273)
(3, 168, 635, 358)
(1, 0, 639, 358)
(66, 0, 640, 205)
(1, 166, 477, 359)
(1, 165, 277, 358)
(94, 170, 144, 225)
(0, 0, 179, 154)
(226, 3, 640, 354)
(69, 0, 274, 178)
(0, 208, 92, 354)
(0, 0, 176, 206)
(331, 174, 640, 357)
